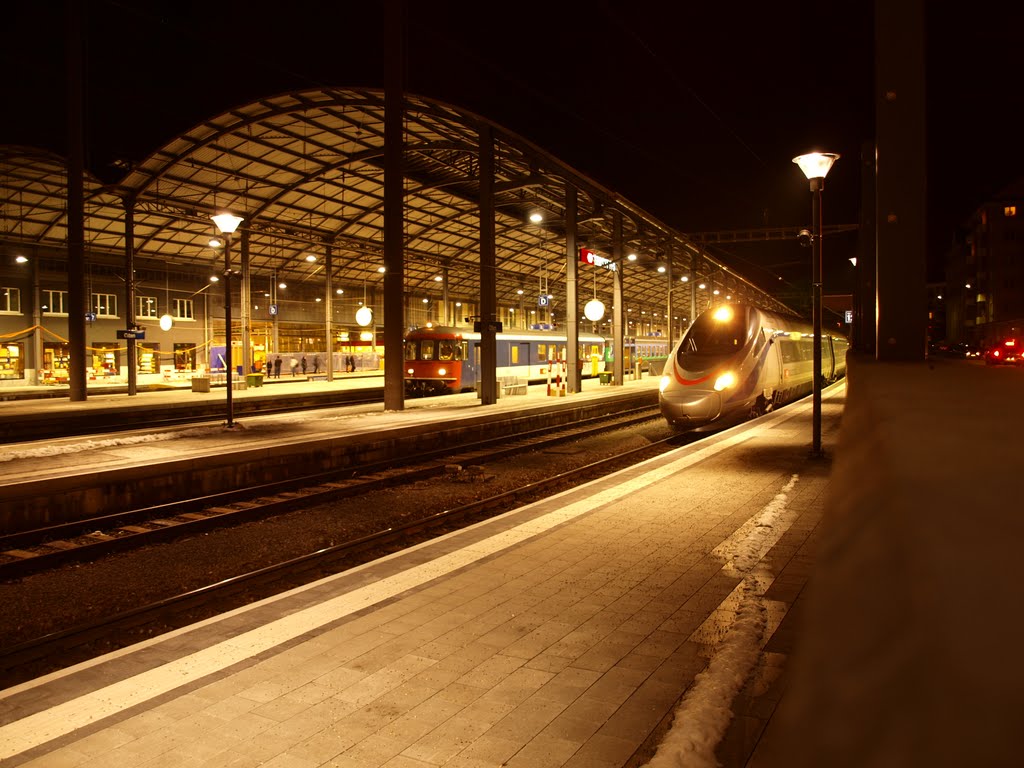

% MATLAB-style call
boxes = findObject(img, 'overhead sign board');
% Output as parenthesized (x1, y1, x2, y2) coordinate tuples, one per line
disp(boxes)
(473, 321, 503, 334)
(579, 248, 617, 271)
(117, 329, 146, 340)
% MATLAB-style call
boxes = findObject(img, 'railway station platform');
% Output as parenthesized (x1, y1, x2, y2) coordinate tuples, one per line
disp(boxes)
(0, 372, 660, 530)
(1, 353, 1021, 766)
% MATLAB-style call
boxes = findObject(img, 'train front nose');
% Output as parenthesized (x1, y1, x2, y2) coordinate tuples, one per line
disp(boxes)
(659, 389, 722, 427)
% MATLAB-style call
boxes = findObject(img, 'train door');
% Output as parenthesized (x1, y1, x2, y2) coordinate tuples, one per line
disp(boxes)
(517, 343, 530, 377)
(470, 342, 481, 386)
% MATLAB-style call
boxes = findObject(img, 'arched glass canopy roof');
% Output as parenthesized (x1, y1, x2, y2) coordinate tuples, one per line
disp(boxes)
(1, 87, 791, 320)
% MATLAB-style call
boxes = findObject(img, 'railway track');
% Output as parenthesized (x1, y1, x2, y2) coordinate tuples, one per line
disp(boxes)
(0, 405, 665, 579)
(0, 407, 690, 686)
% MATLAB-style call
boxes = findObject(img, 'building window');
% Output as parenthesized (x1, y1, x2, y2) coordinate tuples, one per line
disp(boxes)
(93, 293, 118, 317)
(137, 296, 158, 318)
(1004, 206, 1017, 217)
(1, 287, 21, 313)
(173, 298, 194, 320)
(43, 289, 68, 314)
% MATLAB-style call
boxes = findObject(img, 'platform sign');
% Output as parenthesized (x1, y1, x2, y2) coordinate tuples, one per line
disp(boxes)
(85, 312, 97, 322)
(270, 304, 279, 316)
(579, 248, 617, 271)
(117, 329, 146, 340)
(845, 310, 853, 324)
(538, 295, 549, 307)
(473, 321, 503, 333)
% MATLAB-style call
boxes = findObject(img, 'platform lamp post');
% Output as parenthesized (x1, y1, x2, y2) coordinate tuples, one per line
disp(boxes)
(793, 151, 839, 458)
(212, 212, 244, 429)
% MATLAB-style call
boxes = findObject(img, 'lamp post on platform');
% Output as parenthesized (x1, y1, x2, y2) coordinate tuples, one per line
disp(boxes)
(211, 212, 244, 429)
(793, 151, 839, 458)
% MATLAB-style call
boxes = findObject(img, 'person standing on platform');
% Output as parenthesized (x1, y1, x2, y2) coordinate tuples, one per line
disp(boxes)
(290, 358, 298, 376)
(274, 356, 282, 378)
(301, 356, 308, 376)
(313, 356, 320, 374)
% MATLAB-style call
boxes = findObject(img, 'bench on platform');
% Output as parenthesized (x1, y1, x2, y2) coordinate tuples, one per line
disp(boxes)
(499, 376, 528, 396)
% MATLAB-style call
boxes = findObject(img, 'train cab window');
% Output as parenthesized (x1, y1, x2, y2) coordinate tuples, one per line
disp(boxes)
(679, 306, 748, 363)
(420, 341, 435, 361)
(752, 330, 766, 356)
(438, 340, 459, 361)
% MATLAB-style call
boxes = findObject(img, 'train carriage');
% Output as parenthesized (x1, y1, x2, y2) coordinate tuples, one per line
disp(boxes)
(404, 325, 607, 396)
(658, 303, 848, 431)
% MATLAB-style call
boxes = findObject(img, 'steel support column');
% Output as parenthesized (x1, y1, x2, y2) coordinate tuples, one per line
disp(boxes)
(325, 243, 334, 381)
(124, 197, 137, 396)
(612, 210, 624, 387)
(876, 0, 926, 360)
(478, 122, 498, 405)
(383, 0, 406, 410)
(565, 183, 579, 393)
(240, 228, 251, 377)
(66, 0, 86, 401)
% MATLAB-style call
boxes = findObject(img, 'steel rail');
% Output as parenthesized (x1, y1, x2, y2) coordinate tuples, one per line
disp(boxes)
(0, 404, 661, 578)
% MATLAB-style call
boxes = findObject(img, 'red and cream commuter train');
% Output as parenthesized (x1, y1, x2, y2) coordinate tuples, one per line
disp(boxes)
(403, 325, 669, 396)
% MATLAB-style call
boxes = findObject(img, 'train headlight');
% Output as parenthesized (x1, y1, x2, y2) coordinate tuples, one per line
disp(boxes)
(659, 375, 671, 393)
(437, 367, 446, 376)
(713, 371, 736, 391)
(713, 305, 734, 323)
(406, 368, 414, 375)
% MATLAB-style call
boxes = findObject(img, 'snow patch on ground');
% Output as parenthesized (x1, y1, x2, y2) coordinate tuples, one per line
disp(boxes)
(0, 426, 225, 462)
(643, 473, 799, 768)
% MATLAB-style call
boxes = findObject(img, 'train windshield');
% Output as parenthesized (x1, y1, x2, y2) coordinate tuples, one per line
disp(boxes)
(679, 306, 749, 363)
(405, 338, 462, 361)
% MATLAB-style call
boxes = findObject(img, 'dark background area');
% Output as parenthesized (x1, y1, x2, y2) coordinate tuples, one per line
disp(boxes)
(6, 1, 1024, 301)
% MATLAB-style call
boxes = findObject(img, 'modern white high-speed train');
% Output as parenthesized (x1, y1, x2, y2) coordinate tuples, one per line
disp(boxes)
(658, 303, 848, 431)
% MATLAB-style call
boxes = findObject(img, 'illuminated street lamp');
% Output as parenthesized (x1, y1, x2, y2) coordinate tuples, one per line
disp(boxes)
(211, 212, 244, 429)
(793, 151, 839, 457)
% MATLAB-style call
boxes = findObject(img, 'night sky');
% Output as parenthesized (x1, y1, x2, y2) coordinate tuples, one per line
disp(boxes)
(6, 1, 1024, 295)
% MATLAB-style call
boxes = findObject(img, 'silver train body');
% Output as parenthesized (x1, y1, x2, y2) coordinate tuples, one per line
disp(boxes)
(659, 303, 849, 431)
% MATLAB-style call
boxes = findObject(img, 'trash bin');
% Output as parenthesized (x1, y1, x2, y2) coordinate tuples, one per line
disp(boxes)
(191, 376, 211, 393)
(245, 373, 263, 388)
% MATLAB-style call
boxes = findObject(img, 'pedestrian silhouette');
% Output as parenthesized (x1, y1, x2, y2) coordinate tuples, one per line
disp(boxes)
(301, 356, 308, 375)
(273, 356, 282, 378)
(313, 356, 320, 374)
(290, 358, 298, 376)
